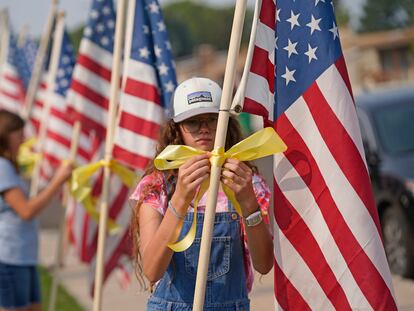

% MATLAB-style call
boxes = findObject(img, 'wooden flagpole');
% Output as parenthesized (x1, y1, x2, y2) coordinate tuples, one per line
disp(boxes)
(29, 11, 65, 197)
(92, 0, 127, 309)
(0, 9, 9, 69)
(192, 0, 247, 309)
(23, 0, 58, 120)
(231, 0, 262, 114)
(48, 121, 81, 311)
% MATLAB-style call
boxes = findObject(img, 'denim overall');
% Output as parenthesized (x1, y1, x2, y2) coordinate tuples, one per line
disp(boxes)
(147, 202, 250, 311)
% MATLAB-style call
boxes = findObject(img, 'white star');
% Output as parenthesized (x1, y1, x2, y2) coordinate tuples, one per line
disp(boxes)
(60, 79, 69, 88)
(100, 37, 109, 46)
(57, 69, 65, 78)
(66, 67, 73, 74)
(304, 44, 318, 63)
(107, 20, 115, 29)
(102, 6, 111, 15)
(286, 10, 300, 30)
(62, 56, 70, 64)
(283, 39, 298, 58)
(306, 15, 321, 35)
(84, 27, 92, 36)
(148, 1, 160, 14)
(143, 25, 149, 34)
(315, 0, 325, 6)
(282, 66, 296, 86)
(329, 22, 339, 40)
(164, 80, 175, 93)
(154, 45, 162, 58)
(96, 23, 104, 33)
(90, 10, 98, 19)
(139, 47, 150, 58)
(158, 63, 169, 76)
(276, 8, 281, 22)
(157, 21, 166, 32)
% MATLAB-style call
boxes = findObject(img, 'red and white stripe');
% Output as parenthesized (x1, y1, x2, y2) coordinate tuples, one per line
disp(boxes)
(0, 62, 25, 114)
(243, 0, 276, 124)
(112, 57, 163, 170)
(242, 0, 397, 309)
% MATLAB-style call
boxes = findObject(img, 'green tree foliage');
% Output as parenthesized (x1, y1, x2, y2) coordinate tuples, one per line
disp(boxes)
(332, 0, 350, 27)
(163, 1, 253, 57)
(359, 0, 414, 33)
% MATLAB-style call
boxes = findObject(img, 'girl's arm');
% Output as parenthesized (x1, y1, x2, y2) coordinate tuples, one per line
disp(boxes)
(222, 158, 273, 274)
(3, 162, 73, 221)
(139, 154, 210, 283)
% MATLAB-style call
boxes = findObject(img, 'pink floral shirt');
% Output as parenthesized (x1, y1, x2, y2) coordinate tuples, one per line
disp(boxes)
(130, 171, 271, 292)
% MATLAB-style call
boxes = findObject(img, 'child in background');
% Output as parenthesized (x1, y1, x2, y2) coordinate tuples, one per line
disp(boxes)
(130, 77, 273, 310)
(0, 110, 73, 311)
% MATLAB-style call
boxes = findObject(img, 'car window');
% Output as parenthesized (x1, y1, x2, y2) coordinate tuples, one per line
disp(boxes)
(372, 102, 414, 155)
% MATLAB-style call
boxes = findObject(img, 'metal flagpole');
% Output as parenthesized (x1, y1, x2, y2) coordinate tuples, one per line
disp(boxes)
(192, 0, 247, 309)
(92, 0, 127, 309)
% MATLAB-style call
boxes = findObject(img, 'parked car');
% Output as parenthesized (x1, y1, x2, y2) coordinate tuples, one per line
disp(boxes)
(356, 85, 414, 278)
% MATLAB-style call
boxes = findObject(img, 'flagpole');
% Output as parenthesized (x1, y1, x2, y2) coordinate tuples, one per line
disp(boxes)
(23, 0, 58, 120)
(48, 121, 81, 311)
(192, 0, 247, 309)
(92, 0, 127, 310)
(29, 11, 65, 197)
(0, 10, 9, 70)
(231, 0, 262, 113)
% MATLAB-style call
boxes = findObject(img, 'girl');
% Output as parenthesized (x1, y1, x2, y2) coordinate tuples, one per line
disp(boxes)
(131, 77, 273, 310)
(0, 110, 73, 311)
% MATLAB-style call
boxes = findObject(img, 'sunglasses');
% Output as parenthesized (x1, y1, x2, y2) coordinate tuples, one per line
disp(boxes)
(180, 116, 218, 133)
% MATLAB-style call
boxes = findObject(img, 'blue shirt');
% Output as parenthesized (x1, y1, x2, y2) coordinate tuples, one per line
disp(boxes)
(0, 157, 38, 265)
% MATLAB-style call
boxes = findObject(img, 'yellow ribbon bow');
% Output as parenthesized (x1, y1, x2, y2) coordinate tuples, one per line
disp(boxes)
(154, 127, 287, 252)
(71, 159, 138, 234)
(17, 138, 42, 178)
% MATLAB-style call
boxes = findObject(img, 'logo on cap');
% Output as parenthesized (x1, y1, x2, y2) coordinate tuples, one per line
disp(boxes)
(187, 91, 213, 105)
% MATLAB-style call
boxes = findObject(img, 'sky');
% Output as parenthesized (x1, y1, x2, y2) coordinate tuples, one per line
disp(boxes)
(0, 0, 364, 37)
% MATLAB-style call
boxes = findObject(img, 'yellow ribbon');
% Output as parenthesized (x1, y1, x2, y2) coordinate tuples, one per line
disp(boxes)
(71, 159, 139, 234)
(17, 138, 41, 178)
(154, 127, 287, 252)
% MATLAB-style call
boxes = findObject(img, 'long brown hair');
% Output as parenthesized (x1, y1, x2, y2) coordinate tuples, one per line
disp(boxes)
(130, 116, 256, 289)
(0, 110, 25, 167)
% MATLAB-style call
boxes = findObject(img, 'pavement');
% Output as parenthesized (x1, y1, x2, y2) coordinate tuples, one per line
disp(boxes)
(39, 229, 414, 311)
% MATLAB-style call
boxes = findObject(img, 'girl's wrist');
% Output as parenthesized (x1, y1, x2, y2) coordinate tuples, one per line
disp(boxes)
(170, 195, 189, 215)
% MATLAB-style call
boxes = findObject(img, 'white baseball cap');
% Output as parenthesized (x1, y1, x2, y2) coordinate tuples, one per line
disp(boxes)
(172, 77, 222, 122)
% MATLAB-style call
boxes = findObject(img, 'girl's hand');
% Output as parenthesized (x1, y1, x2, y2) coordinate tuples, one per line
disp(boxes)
(221, 158, 258, 216)
(173, 154, 210, 207)
(52, 161, 74, 185)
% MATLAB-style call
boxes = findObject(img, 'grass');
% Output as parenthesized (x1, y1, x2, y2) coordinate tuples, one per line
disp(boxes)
(39, 266, 85, 311)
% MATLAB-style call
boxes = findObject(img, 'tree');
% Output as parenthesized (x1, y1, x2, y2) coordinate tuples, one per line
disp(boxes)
(359, 0, 414, 33)
(333, 0, 350, 27)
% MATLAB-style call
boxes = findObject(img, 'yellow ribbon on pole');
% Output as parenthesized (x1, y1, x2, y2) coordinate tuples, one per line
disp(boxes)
(154, 127, 287, 252)
(71, 159, 138, 234)
(17, 138, 42, 178)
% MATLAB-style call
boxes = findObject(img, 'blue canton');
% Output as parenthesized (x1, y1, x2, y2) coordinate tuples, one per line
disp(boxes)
(131, 0, 177, 108)
(55, 30, 76, 96)
(83, 0, 116, 53)
(8, 33, 32, 91)
(22, 37, 38, 74)
(275, 0, 342, 119)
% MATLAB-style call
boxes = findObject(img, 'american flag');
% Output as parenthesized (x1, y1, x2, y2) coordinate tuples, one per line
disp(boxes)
(40, 30, 92, 182)
(66, 0, 116, 265)
(64, 0, 134, 293)
(105, 0, 177, 289)
(113, 0, 177, 170)
(0, 32, 28, 114)
(244, 0, 397, 309)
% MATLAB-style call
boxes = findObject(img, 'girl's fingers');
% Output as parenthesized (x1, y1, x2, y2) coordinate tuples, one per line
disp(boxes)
(189, 173, 210, 189)
(181, 154, 209, 170)
(185, 165, 210, 185)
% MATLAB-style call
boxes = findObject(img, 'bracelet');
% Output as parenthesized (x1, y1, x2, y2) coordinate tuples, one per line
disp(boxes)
(168, 200, 185, 220)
